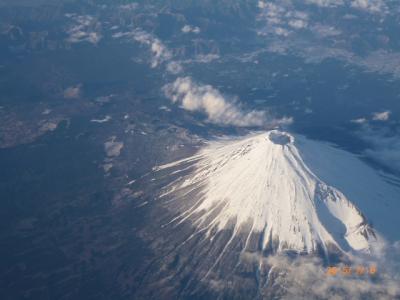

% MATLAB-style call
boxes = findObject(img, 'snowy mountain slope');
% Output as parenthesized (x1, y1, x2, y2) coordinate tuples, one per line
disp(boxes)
(153, 131, 399, 256)
(295, 135, 400, 243)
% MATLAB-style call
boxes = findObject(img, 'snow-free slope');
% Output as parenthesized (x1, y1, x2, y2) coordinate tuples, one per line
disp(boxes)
(154, 131, 399, 256)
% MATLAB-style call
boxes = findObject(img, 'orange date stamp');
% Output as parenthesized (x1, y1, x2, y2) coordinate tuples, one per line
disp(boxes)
(326, 265, 377, 276)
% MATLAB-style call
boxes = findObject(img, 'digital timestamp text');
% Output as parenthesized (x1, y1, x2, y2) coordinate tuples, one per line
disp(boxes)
(326, 265, 377, 276)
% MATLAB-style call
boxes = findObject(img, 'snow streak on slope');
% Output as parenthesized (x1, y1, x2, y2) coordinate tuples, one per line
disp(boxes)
(154, 131, 381, 256)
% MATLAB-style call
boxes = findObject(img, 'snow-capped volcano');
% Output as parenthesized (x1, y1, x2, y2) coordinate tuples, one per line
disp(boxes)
(154, 131, 392, 257)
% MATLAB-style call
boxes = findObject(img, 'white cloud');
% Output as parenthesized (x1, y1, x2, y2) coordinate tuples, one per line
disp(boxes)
(149, 39, 171, 68)
(288, 19, 308, 29)
(166, 61, 183, 74)
(372, 110, 391, 121)
(65, 14, 102, 44)
(238, 248, 400, 300)
(113, 29, 172, 68)
(258, 1, 267, 9)
(163, 77, 292, 127)
(351, 117, 367, 124)
(131, 30, 172, 68)
(257, 3, 309, 35)
(351, 0, 387, 13)
(312, 24, 341, 37)
(359, 50, 400, 79)
(259, 2, 285, 23)
(118, 3, 138, 11)
(91, 115, 111, 123)
(305, 0, 344, 7)
(274, 27, 290, 36)
(63, 84, 82, 99)
(181, 25, 200, 34)
(303, 0, 386, 13)
(193, 54, 220, 63)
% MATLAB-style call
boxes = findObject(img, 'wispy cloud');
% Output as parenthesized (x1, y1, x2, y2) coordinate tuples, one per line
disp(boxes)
(312, 24, 342, 37)
(65, 14, 102, 44)
(351, 117, 368, 124)
(193, 54, 220, 63)
(113, 29, 173, 69)
(304, 0, 387, 13)
(305, 0, 344, 8)
(132, 30, 172, 68)
(118, 3, 138, 11)
(163, 77, 292, 127)
(257, 2, 309, 37)
(288, 19, 308, 29)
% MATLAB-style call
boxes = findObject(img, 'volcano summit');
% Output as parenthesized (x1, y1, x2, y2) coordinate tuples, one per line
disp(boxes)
(154, 131, 399, 259)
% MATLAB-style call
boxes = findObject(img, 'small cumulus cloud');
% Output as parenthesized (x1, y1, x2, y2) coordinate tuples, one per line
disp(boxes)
(257, 1, 267, 9)
(166, 61, 183, 74)
(288, 19, 308, 29)
(351, 0, 387, 13)
(181, 25, 200, 34)
(287, 11, 309, 29)
(372, 110, 391, 121)
(163, 77, 292, 128)
(257, 2, 286, 25)
(257, 2, 308, 36)
(65, 14, 102, 44)
(351, 117, 368, 124)
(274, 27, 290, 36)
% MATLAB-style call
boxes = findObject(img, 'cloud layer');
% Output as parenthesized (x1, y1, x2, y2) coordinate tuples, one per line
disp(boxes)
(163, 77, 292, 127)
(240, 250, 400, 300)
